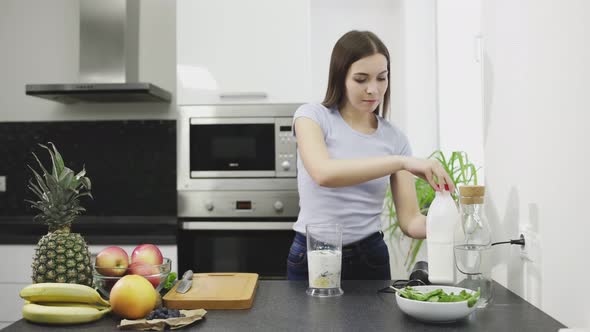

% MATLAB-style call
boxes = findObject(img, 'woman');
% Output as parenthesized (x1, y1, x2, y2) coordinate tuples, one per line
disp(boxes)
(287, 30, 454, 281)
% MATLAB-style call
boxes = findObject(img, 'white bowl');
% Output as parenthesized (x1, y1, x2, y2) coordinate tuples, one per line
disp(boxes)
(395, 285, 477, 323)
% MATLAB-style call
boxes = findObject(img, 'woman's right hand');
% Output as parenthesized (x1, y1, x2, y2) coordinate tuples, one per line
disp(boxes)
(401, 157, 455, 192)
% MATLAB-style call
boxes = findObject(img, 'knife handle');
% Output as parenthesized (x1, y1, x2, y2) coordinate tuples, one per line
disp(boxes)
(182, 270, 193, 280)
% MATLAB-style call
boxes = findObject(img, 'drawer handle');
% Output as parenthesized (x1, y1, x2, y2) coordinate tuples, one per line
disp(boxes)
(181, 221, 293, 230)
(219, 92, 268, 99)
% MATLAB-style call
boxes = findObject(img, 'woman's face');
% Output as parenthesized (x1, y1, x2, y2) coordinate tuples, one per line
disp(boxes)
(343, 53, 388, 114)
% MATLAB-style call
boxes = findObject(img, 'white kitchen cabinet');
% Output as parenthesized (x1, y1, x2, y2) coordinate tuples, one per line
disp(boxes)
(177, 0, 311, 105)
(0, 245, 35, 325)
(435, 0, 484, 171)
(0, 245, 36, 283)
(0, 283, 27, 326)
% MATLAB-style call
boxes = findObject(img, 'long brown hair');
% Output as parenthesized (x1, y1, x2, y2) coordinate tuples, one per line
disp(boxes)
(322, 30, 391, 118)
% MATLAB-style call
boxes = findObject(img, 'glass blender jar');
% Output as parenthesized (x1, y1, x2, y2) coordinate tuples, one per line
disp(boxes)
(454, 185, 493, 308)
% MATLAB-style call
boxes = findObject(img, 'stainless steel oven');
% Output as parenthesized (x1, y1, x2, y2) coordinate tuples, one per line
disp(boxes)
(177, 104, 300, 279)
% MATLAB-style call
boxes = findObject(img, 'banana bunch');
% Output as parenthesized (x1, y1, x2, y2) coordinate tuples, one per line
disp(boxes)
(20, 283, 111, 325)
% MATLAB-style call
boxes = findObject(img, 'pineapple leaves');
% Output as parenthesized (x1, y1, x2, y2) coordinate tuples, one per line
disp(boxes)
(27, 166, 50, 198)
(50, 142, 66, 175)
(27, 182, 45, 200)
(26, 143, 92, 226)
(82, 177, 92, 191)
(77, 166, 92, 191)
(75, 167, 86, 179)
(59, 168, 75, 189)
(38, 143, 65, 178)
(31, 152, 50, 179)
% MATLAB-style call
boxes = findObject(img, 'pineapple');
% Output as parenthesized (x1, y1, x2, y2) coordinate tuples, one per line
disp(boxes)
(26, 143, 93, 286)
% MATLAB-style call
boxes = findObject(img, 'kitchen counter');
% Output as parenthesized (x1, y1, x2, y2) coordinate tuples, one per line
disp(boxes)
(5, 280, 564, 331)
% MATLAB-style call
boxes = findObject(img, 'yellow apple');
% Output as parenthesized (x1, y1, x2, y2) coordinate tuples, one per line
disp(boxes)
(109, 275, 157, 319)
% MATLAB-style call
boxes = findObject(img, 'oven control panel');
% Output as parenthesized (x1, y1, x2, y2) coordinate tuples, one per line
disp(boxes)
(178, 190, 299, 218)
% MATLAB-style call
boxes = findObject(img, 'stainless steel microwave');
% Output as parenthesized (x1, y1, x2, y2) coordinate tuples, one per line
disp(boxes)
(178, 104, 300, 191)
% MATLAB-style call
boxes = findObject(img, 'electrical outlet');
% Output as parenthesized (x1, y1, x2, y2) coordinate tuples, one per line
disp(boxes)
(519, 225, 540, 263)
(519, 232, 531, 261)
(0, 176, 5, 192)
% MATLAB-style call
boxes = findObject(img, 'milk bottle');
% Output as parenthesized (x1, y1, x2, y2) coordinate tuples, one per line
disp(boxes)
(426, 185, 460, 284)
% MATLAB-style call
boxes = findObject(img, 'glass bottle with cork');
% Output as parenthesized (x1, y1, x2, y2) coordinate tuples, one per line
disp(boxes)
(454, 185, 493, 308)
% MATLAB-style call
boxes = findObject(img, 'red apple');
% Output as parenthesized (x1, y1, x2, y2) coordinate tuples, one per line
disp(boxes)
(131, 244, 163, 265)
(95, 246, 129, 277)
(129, 262, 161, 288)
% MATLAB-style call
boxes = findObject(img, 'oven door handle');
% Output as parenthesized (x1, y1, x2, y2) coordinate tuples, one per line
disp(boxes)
(180, 221, 294, 231)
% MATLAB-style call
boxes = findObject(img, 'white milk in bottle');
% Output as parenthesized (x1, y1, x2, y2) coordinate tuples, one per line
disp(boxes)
(426, 186, 460, 284)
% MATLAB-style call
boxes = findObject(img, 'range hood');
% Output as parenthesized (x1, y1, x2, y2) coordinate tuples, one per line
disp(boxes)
(25, 0, 172, 103)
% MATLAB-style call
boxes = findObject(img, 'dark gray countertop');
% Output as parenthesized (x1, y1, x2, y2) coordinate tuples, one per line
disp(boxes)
(4, 280, 565, 331)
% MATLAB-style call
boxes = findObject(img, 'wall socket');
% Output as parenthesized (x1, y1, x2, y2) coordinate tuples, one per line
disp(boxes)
(0, 176, 5, 192)
(519, 224, 541, 263)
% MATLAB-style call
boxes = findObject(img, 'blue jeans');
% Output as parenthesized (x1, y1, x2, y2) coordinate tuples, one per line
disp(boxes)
(287, 231, 391, 280)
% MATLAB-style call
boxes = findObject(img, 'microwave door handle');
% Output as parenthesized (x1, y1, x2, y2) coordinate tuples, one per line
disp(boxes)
(181, 221, 294, 231)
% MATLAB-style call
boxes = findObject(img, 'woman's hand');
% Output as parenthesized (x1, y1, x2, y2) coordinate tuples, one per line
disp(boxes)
(402, 157, 455, 192)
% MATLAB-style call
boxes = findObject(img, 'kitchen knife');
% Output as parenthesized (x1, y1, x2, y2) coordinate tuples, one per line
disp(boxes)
(175, 270, 194, 293)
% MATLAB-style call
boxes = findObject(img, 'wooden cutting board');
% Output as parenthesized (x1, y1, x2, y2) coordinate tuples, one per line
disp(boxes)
(163, 273, 259, 310)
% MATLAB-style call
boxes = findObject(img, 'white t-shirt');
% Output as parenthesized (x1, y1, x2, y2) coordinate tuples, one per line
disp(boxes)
(292, 103, 412, 245)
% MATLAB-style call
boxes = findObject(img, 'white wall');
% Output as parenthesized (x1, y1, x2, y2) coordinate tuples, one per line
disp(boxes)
(0, 0, 176, 122)
(310, 0, 438, 159)
(309, 0, 401, 121)
(482, 0, 590, 328)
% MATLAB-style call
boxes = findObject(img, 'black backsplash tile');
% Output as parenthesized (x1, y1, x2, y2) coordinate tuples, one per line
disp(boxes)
(0, 120, 176, 216)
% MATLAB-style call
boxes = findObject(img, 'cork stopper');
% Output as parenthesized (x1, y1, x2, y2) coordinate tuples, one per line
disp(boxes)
(459, 185, 485, 197)
(459, 185, 485, 205)
(460, 196, 484, 204)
